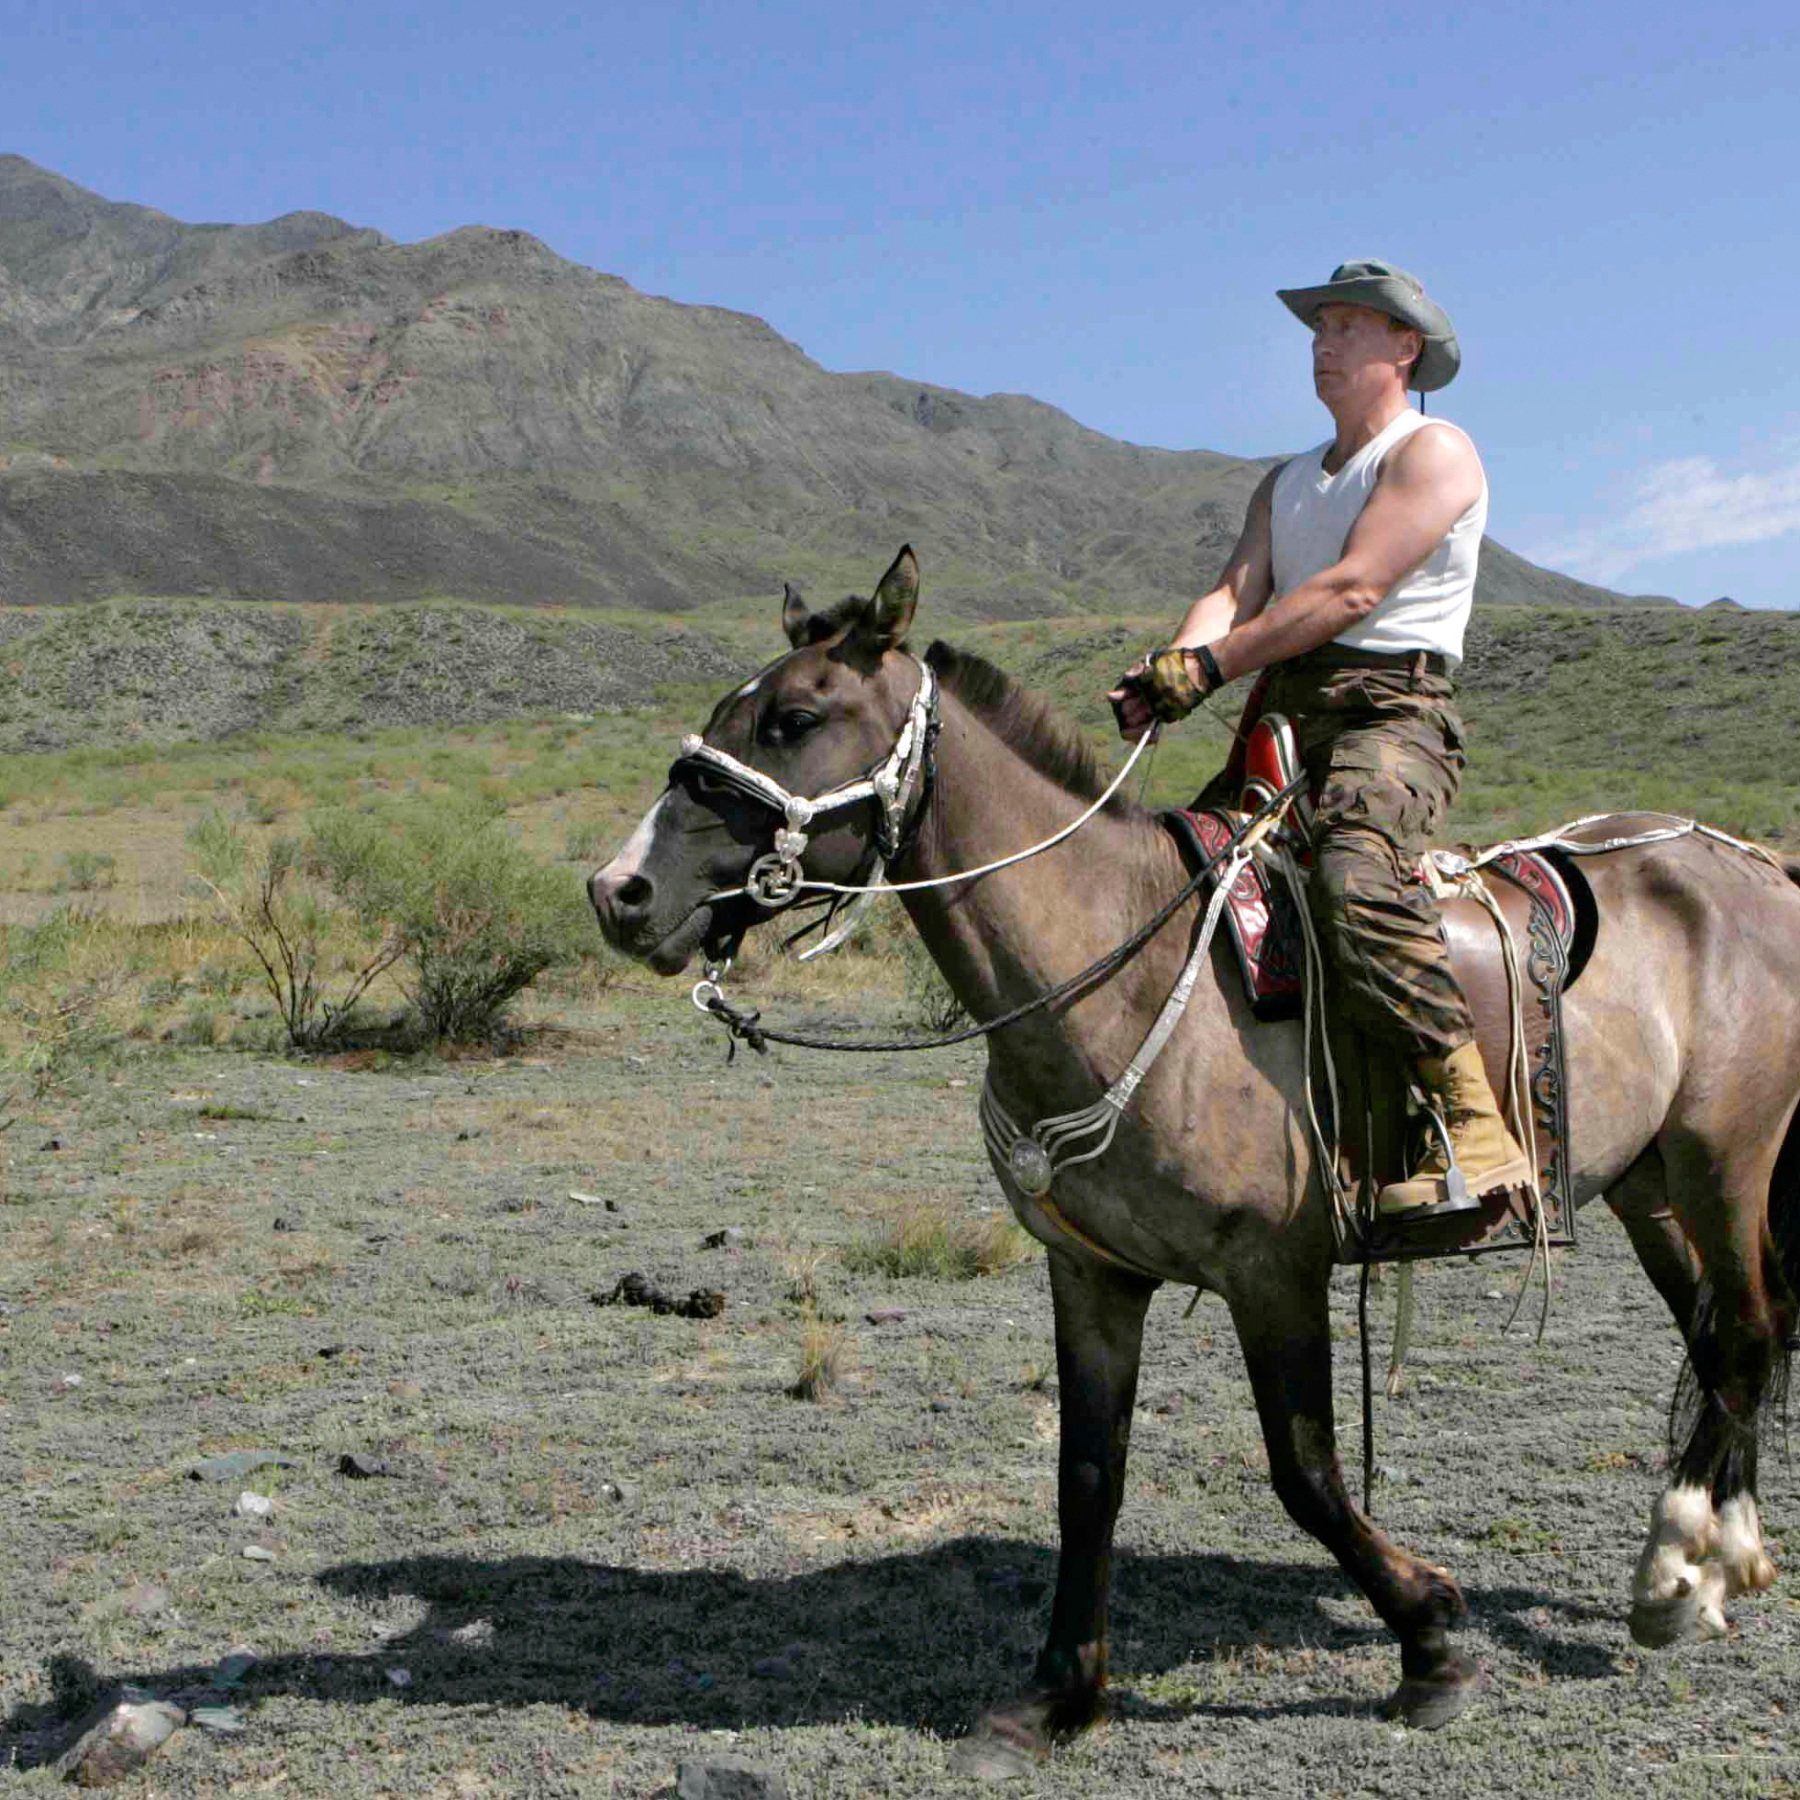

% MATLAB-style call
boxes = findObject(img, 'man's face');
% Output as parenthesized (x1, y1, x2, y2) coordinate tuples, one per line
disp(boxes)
(1311, 302, 1416, 405)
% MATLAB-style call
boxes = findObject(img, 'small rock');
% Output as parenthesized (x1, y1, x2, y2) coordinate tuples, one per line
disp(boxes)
(316, 1344, 347, 1359)
(1484, 1289, 1505, 1301)
(1376, 1462, 1411, 1486)
(41, 1138, 62, 1151)
(1153, 1392, 1185, 1416)
(236, 1491, 274, 1519)
(927, 1400, 950, 1413)
(598, 1478, 633, 1505)
(701, 1227, 746, 1250)
(189, 1450, 296, 1483)
(272, 1217, 294, 1233)
(448, 1619, 494, 1648)
(604, 1197, 622, 1213)
(456, 1128, 482, 1141)
(386, 1667, 412, 1689)
(337, 1452, 393, 1479)
(214, 1649, 257, 1687)
(567, 1189, 607, 1207)
(241, 1545, 276, 1563)
(61, 1372, 84, 1389)
(947, 1077, 968, 1089)
(121, 1584, 171, 1619)
(864, 1310, 906, 1325)
(55, 1687, 186, 1786)
(676, 1755, 789, 1800)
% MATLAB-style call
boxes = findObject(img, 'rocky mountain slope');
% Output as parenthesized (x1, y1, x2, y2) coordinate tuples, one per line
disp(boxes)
(0, 156, 1645, 620)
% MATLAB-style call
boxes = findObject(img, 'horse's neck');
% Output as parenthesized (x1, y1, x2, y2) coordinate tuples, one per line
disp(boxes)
(898, 694, 1194, 1092)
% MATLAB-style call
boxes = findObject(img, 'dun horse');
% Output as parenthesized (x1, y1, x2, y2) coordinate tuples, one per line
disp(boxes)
(591, 548, 1800, 1766)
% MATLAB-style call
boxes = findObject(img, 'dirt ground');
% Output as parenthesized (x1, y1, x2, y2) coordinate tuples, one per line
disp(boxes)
(2, 989, 1798, 1797)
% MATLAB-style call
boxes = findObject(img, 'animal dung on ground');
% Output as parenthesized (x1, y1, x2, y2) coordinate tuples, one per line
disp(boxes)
(337, 1452, 396, 1479)
(594, 1272, 725, 1319)
(701, 1226, 746, 1250)
(864, 1310, 907, 1326)
(55, 1686, 186, 1786)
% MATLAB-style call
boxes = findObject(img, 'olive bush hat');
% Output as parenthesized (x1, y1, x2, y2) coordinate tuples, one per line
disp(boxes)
(1276, 258, 1460, 392)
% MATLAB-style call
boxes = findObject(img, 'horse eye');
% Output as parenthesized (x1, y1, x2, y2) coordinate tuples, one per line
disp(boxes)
(776, 709, 820, 741)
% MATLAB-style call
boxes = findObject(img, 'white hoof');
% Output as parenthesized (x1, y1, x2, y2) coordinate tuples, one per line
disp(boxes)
(1718, 1494, 1778, 1597)
(1630, 1485, 1728, 1647)
(1628, 1562, 1728, 1647)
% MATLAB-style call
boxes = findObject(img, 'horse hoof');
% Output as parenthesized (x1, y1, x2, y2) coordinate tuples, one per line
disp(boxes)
(948, 1721, 1043, 1782)
(1629, 1582, 1729, 1648)
(1382, 1655, 1482, 1730)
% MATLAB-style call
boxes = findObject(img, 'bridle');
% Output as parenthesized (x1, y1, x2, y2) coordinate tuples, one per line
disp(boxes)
(672, 657, 940, 913)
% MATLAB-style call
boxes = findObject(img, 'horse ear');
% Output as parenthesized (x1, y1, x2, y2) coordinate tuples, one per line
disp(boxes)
(781, 581, 810, 647)
(857, 545, 919, 652)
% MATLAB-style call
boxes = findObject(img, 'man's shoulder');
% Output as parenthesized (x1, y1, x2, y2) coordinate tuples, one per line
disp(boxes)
(1381, 417, 1483, 483)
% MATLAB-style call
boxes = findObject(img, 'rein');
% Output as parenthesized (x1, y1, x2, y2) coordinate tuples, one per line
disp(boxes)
(691, 772, 1309, 1057)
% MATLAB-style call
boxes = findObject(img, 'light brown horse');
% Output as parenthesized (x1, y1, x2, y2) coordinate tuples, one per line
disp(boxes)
(591, 547, 1800, 1770)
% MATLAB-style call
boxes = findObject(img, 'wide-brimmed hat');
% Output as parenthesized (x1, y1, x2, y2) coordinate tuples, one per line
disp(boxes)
(1276, 258, 1460, 392)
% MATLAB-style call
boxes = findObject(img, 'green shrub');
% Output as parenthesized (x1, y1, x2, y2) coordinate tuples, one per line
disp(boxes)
(188, 813, 404, 1049)
(311, 796, 591, 1043)
(844, 1202, 1036, 1281)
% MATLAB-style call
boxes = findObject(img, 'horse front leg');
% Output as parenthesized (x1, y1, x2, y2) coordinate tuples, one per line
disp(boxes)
(1229, 1274, 1479, 1729)
(953, 1249, 1157, 1777)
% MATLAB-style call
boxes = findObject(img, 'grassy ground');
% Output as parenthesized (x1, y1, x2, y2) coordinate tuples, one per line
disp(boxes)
(4, 611, 1800, 1794)
(2, 997, 1797, 1796)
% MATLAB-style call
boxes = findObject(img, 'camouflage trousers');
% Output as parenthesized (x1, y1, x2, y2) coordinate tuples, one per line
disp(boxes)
(1257, 645, 1477, 1063)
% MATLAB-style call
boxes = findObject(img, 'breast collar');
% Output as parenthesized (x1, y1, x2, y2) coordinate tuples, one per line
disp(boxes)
(668, 657, 939, 915)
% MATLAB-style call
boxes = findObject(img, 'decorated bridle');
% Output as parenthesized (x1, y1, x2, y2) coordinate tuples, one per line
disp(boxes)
(667, 657, 941, 957)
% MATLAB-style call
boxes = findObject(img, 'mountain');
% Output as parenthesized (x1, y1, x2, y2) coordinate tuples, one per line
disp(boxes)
(0, 156, 1640, 618)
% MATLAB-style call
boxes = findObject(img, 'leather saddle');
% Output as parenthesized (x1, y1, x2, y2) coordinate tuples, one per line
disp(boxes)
(1166, 714, 1590, 1260)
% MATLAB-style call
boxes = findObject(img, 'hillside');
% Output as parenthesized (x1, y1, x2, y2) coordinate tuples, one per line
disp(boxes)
(2, 156, 1644, 619)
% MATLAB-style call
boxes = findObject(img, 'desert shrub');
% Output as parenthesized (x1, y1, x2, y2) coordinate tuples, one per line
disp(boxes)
(311, 796, 592, 1043)
(0, 906, 134, 1093)
(843, 1202, 1036, 1281)
(57, 848, 116, 892)
(188, 813, 404, 1049)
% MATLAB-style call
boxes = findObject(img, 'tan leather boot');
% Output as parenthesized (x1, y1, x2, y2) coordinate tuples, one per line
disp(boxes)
(1377, 1040, 1534, 1216)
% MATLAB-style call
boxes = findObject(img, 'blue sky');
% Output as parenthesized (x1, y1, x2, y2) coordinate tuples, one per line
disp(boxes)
(9, 1, 1800, 605)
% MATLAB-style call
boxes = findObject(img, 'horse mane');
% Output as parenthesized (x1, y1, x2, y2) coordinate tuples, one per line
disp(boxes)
(924, 640, 1139, 816)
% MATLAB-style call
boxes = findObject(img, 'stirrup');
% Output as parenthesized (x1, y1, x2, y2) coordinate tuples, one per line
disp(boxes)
(1376, 1108, 1484, 1224)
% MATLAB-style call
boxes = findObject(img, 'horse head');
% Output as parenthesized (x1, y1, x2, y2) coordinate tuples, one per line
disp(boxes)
(590, 545, 927, 973)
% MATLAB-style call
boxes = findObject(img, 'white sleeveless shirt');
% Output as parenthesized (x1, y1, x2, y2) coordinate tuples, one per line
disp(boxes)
(1269, 409, 1486, 661)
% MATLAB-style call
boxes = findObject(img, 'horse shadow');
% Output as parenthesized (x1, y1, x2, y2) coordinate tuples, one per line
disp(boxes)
(1, 1537, 1621, 1764)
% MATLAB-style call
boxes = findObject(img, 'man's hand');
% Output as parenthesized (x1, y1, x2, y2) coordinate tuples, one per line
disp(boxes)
(1109, 647, 1219, 737)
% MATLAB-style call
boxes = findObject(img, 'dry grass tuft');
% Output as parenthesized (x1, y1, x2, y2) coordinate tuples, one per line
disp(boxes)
(844, 1202, 1036, 1282)
(790, 1310, 853, 1402)
(780, 1244, 834, 1308)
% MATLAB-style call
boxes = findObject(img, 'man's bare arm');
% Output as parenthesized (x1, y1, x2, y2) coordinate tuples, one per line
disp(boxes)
(1208, 425, 1482, 682)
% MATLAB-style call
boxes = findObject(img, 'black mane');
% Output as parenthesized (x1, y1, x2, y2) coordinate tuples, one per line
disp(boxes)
(924, 640, 1138, 815)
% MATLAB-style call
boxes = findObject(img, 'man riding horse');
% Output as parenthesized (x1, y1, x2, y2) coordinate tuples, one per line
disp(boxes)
(1111, 258, 1532, 1229)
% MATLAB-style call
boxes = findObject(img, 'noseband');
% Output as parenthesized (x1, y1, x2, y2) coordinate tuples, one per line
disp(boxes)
(668, 658, 939, 930)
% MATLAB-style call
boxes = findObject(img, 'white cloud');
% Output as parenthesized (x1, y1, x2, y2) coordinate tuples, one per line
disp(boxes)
(1534, 452, 1800, 585)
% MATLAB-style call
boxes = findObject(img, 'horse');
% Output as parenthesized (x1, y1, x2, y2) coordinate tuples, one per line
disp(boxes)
(589, 546, 1800, 1770)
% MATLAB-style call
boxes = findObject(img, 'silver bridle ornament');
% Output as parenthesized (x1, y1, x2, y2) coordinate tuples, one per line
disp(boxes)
(672, 657, 938, 947)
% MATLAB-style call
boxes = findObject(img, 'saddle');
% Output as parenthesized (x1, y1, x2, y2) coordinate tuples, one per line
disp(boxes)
(1165, 714, 1588, 1264)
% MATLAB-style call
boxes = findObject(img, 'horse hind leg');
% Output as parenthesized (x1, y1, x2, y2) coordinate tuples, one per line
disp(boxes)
(1628, 1122, 1797, 1646)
